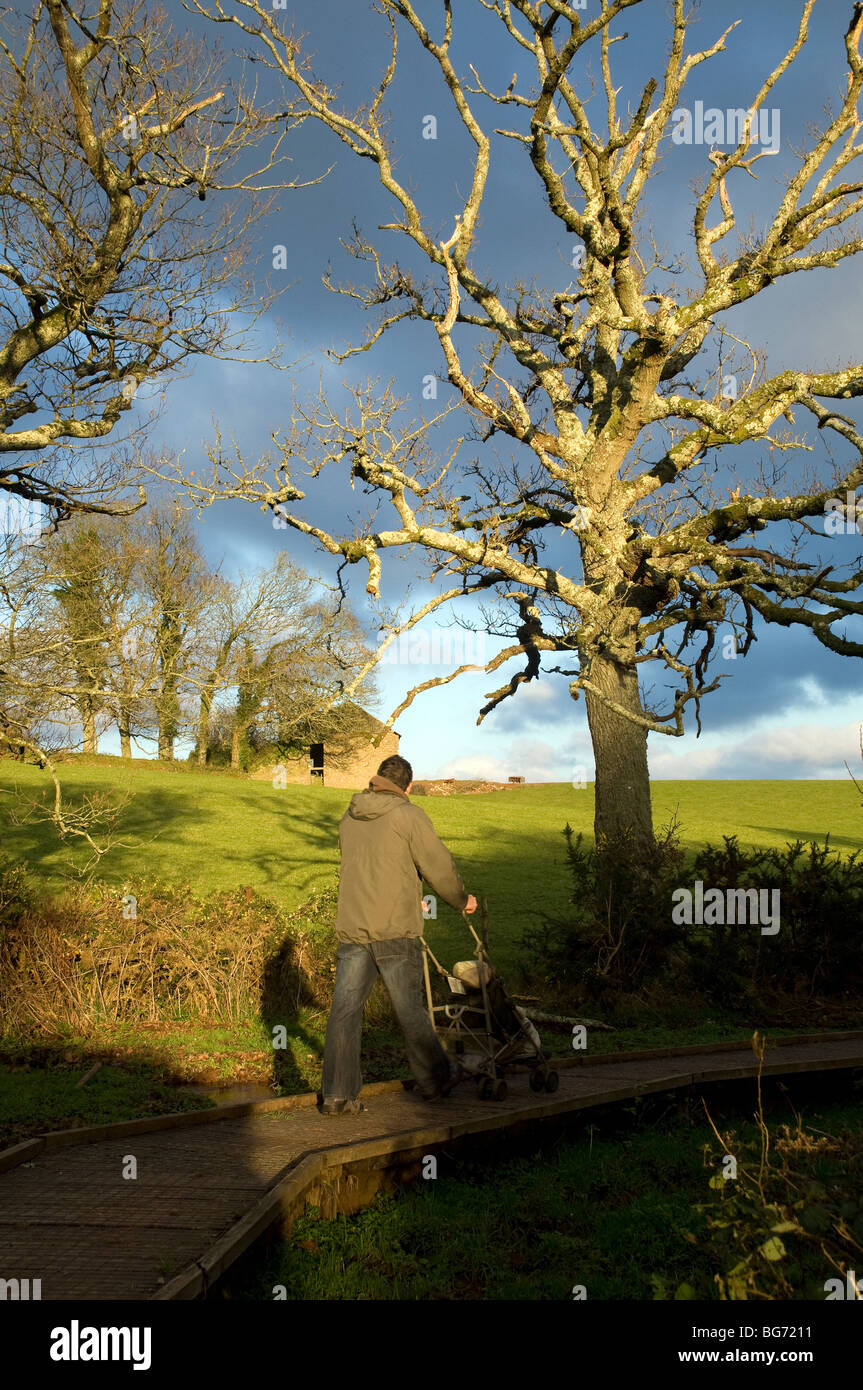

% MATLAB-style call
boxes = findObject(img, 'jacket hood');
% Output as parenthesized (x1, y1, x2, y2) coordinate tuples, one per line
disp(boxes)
(346, 774, 410, 821)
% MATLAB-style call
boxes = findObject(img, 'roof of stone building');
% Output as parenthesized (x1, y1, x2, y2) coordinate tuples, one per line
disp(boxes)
(342, 700, 400, 739)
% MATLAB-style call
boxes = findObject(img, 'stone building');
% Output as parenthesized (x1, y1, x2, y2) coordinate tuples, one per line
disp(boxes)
(253, 704, 401, 789)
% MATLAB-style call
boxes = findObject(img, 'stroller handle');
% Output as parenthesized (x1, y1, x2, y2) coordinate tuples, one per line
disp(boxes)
(461, 893, 489, 954)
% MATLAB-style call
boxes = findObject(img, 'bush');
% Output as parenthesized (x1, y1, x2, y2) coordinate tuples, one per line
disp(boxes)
(0, 849, 36, 930)
(0, 867, 345, 1037)
(693, 1040, 863, 1299)
(519, 827, 863, 1013)
(686, 837, 863, 1004)
(261, 885, 340, 1026)
(517, 821, 686, 1004)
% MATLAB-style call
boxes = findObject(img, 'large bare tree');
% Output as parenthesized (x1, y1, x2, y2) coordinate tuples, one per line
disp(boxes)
(0, 0, 311, 526)
(186, 0, 863, 854)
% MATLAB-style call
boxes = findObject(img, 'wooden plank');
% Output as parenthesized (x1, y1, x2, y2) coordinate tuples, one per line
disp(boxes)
(153, 1154, 326, 1300)
(0, 1137, 43, 1174)
(564, 1028, 863, 1069)
(19, 1079, 407, 1159)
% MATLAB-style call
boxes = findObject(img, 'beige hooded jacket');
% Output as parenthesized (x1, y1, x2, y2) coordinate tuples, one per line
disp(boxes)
(335, 774, 469, 942)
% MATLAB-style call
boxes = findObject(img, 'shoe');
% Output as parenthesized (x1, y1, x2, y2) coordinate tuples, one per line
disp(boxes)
(319, 1097, 367, 1116)
(419, 1061, 465, 1102)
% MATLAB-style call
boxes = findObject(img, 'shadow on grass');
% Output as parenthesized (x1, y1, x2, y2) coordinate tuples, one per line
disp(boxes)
(743, 826, 863, 851)
(0, 775, 345, 903)
(0, 1041, 216, 1150)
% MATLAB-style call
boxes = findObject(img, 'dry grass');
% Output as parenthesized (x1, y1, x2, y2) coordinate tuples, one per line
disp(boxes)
(0, 872, 342, 1036)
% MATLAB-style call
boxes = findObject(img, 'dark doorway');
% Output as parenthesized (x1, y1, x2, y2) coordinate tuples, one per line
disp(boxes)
(310, 743, 324, 783)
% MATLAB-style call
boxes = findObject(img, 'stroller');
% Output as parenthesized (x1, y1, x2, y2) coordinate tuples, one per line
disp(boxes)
(419, 899, 559, 1101)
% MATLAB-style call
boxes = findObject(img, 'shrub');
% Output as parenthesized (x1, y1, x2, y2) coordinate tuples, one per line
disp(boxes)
(689, 837, 863, 1002)
(694, 1039, 863, 1299)
(517, 821, 686, 1004)
(0, 849, 36, 930)
(0, 868, 345, 1037)
(519, 827, 863, 1013)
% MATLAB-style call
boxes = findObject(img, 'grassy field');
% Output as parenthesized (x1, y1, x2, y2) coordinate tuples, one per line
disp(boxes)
(1, 759, 859, 979)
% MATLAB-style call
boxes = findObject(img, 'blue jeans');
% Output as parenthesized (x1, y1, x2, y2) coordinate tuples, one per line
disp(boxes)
(321, 937, 451, 1101)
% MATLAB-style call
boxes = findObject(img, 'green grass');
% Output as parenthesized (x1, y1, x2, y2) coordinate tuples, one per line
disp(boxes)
(227, 1089, 863, 1301)
(1, 760, 859, 979)
(0, 1054, 216, 1149)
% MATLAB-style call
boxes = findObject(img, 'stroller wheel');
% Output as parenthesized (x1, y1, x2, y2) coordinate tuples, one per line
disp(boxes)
(529, 1068, 546, 1093)
(492, 1078, 507, 1102)
(544, 1070, 560, 1094)
(477, 1075, 494, 1101)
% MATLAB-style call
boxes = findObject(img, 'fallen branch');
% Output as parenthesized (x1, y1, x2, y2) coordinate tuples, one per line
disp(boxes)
(74, 1061, 103, 1089)
(525, 1009, 616, 1032)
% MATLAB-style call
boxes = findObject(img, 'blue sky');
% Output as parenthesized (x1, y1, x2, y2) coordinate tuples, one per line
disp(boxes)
(115, 0, 863, 780)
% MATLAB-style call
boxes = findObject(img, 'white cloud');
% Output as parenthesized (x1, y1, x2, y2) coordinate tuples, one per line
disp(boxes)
(742, 721, 862, 773)
(649, 743, 726, 779)
(437, 753, 510, 782)
(510, 680, 559, 706)
(439, 737, 568, 782)
(649, 720, 863, 780)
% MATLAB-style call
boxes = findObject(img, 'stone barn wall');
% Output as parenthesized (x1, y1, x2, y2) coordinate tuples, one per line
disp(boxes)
(253, 717, 401, 790)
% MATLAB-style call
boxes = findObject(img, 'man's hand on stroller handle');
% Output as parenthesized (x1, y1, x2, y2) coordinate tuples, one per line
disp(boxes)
(464, 894, 478, 915)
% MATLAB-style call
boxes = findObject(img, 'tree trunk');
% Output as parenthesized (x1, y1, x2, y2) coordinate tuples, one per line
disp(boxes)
(583, 651, 654, 855)
(81, 704, 97, 755)
(197, 687, 214, 766)
(230, 719, 241, 771)
(118, 705, 132, 759)
(157, 693, 175, 760)
(156, 678, 179, 761)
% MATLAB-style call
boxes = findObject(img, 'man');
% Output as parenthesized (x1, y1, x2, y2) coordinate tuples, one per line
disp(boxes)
(318, 753, 477, 1115)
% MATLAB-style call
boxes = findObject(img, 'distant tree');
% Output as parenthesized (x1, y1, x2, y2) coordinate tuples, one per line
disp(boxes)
(4, 513, 160, 760)
(99, 528, 155, 759)
(0, 533, 61, 757)
(216, 594, 378, 771)
(136, 502, 214, 760)
(0, 527, 134, 862)
(190, 555, 329, 767)
(49, 524, 111, 754)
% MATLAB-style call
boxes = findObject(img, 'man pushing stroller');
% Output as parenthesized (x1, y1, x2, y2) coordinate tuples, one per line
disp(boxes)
(318, 754, 477, 1115)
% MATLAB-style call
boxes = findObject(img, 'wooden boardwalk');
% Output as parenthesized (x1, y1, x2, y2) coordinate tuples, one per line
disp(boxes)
(1, 1031, 861, 1300)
